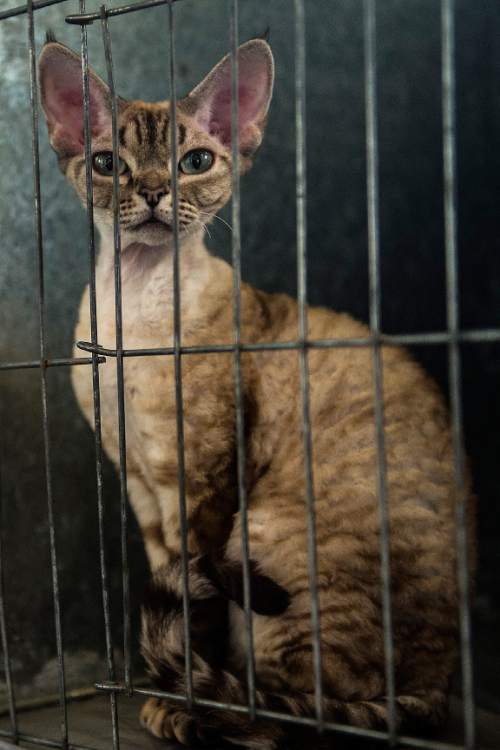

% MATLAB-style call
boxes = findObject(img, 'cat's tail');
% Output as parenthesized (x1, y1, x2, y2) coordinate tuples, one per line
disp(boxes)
(141, 558, 448, 750)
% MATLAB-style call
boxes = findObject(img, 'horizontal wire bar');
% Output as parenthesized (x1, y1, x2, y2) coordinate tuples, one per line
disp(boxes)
(0, 357, 105, 372)
(66, 0, 183, 24)
(0, 677, 148, 718)
(0, 0, 69, 22)
(75, 327, 500, 360)
(94, 682, 477, 750)
(0, 728, 97, 750)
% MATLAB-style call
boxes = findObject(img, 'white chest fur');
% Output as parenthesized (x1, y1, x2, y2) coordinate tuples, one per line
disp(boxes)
(71, 233, 223, 566)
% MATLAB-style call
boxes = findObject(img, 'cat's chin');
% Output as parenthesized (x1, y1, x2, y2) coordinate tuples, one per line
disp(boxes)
(129, 220, 172, 244)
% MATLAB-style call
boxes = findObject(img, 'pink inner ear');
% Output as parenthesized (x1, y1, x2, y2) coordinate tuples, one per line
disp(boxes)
(196, 51, 272, 150)
(209, 83, 265, 145)
(42, 53, 110, 155)
(46, 88, 81, 147)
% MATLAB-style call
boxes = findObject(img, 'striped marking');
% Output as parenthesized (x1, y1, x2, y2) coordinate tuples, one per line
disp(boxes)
(146, 111, 157, 146)
(161, 115, 170, 144)
(133, 115, 143, 145)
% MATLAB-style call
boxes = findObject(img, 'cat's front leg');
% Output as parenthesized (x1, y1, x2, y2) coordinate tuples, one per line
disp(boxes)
(156, 482, 236, 560)
(126, 474, 170, 570)
(156, 484, 196, 559)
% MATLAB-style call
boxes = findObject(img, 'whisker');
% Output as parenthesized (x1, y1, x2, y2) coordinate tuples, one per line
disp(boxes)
(198, 211, 233, 233)
(183, 221, 203, 240)
(201, 221, 212, 241)
(192, 218, 212, 241)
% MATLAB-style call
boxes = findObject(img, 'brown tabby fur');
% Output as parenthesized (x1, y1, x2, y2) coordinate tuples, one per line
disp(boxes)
(39, 36, 474, 749)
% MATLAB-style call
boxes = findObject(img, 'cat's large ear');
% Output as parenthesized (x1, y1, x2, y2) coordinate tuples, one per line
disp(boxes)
(39, 40, 115, 157)
(180, 39, 274, 157)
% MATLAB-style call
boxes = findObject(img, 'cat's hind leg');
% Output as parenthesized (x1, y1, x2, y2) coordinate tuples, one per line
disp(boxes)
(140, 556, 231, 744)
(140, 553, 451, 748)
(140, 556, 286, 749)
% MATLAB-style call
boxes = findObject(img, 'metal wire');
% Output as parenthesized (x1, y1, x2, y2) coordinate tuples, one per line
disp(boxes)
(79, 2, 120, 746)
(0, 456, 17, 742)
(441, 1, 475, 747)
(294, 0, 323, 729)
(65, 0, 183, 25)
(0, 0, 183, 24)
(0, 0, 69, 22)
(229, 0, 257, 718)
(73, 325, 500, 360)
(0, 738, 19, 750)
(166, 0, 194, 707)
(0, 728, 99, 750)
(0, 2, 489, 748)
(363, 0, 396, 741)
(94, 680, 490, 750)
(100, 7, 132, 693)
(27, 1, 68, 745)
(0, 356, 103, 372)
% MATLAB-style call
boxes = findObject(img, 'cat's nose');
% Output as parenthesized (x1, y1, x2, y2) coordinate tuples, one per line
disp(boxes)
(139, 188, 166, 208)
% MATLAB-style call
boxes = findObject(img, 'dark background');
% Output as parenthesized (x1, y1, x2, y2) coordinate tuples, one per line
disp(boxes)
(0, 0, 498, 714)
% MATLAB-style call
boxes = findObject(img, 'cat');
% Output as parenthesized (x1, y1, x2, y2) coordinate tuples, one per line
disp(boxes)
(39, 35, 474, 749)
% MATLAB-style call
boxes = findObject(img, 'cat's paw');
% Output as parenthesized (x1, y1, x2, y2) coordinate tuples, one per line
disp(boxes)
(140, 698, 199, 745)
(168, 710, 200, 746)
(140, 697, 174, 740)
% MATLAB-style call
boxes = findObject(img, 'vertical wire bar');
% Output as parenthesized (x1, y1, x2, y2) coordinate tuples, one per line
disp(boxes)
(167, 0, 193, 707)
(0, 456, 18, 742)
(363, 0, 397, 743)
(79, 4, 120, 746)
(100, 8, 132, 693)
(27, 1, 68, 745)
(441, 2, 475, 747)
(294, 0, 323, 729)
(229, 0, 256, 718)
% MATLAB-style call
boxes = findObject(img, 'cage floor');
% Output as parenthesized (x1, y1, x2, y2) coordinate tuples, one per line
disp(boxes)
(0, 694, 499, 750)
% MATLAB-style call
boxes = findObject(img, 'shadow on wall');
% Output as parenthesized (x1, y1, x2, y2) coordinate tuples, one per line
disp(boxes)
(0, 0, 499, 706)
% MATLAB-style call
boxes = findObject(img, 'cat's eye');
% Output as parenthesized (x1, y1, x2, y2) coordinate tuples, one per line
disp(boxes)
(93, 151, 128, 177)
(179, 149, 214, 175)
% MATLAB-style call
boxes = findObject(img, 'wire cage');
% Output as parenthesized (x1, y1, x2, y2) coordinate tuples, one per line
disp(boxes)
(0, 0, 498, 749)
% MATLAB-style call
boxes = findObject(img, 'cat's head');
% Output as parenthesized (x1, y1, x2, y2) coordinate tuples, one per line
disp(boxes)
(38, 37, 274, 249)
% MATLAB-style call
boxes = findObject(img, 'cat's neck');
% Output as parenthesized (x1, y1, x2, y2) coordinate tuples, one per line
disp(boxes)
(95, 226, 223, 300)
(93, 226, 232, 348)
(97, 225, 209, 277)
